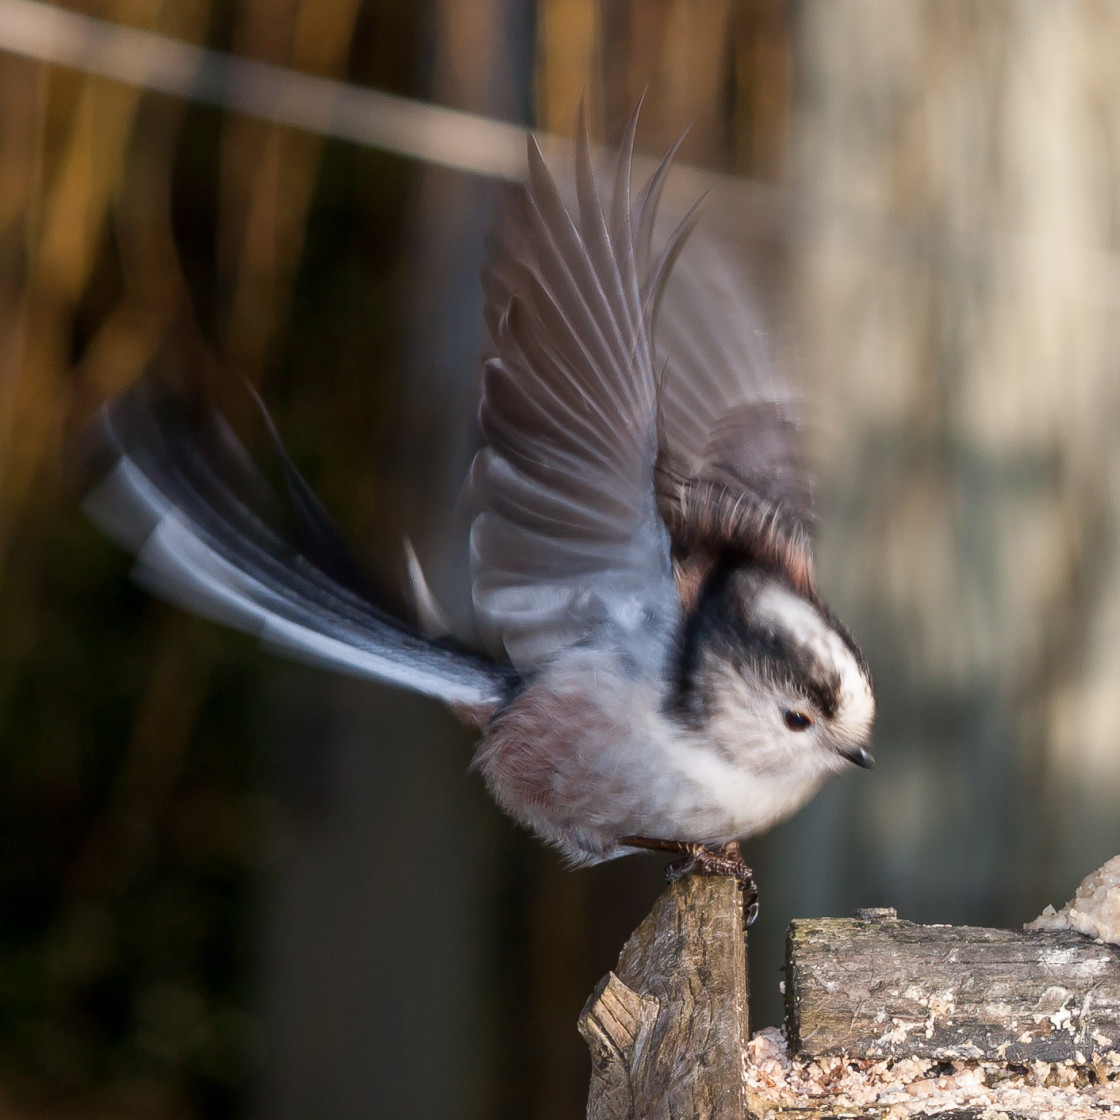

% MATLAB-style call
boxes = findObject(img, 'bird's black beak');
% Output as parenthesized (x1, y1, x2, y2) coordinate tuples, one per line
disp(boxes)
(841, 744, 875, 770)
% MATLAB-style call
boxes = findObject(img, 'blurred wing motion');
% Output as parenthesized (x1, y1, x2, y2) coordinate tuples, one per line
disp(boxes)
(470, 109, 695, 667)
(86, 106, 813, 708)
(472, 108, 814, 666)
(85, 385, 517, 711)
(652, 207, 814, 598)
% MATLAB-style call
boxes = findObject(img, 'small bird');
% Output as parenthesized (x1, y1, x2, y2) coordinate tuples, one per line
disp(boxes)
(86, 108, 874, 920)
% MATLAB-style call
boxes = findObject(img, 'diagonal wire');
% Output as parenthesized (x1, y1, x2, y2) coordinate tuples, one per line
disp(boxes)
(0, 0, 531, 179)
(2, 0, 1120, 310)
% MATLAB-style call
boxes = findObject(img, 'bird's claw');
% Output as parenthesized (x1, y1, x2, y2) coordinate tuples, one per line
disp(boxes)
(665, 840, 759, 925)
(620, 836, 760, 926)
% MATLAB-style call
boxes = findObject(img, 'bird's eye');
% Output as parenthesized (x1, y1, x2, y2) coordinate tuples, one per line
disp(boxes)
(783, 709, 813, 731)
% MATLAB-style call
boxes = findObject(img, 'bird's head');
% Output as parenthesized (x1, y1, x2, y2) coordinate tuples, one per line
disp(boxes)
(670, 566, 875, 779)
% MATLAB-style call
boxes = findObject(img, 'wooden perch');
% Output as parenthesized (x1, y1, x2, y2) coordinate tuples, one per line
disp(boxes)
(786, 908, 1120, 1062)
(581, 888, 1120, 1119)
(579, 873, 748, 1120)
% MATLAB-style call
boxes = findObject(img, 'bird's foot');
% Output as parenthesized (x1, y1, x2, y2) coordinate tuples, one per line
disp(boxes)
(618, 836, 759, 926)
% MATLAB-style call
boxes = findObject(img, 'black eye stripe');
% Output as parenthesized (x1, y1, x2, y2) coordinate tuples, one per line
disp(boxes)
(667, 561, 736, 724)
(730, 621, 841, 718)
(666, 560, 844, 725)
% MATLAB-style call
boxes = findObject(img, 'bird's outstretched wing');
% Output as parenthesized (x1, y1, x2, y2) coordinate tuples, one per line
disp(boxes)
(649, 191, 815, 600)
(470, 109, 695, 667)
(85, 384, 517, 713)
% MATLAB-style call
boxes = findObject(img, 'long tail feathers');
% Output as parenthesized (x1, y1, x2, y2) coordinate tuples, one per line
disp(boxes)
(84, 384, 518, 711)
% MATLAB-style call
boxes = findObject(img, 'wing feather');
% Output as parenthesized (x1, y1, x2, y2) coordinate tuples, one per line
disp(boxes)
(470, 109, 679, 668)
(470, 106, 812, 662)
(650, 198, 815, 594)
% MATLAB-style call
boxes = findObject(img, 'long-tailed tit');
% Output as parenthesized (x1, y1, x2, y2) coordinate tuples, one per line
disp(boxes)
(85, 108, 875, 919)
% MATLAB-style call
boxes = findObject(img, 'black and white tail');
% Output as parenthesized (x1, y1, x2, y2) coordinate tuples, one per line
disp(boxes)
(84, 384, 518, 711)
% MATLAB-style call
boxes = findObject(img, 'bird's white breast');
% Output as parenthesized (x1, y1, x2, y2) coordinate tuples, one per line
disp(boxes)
(475, 646, 831, 864)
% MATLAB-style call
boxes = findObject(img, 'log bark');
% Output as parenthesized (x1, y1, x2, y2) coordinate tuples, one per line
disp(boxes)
(579, 873, 749, 1120)
(786, 908, 1120, 1062)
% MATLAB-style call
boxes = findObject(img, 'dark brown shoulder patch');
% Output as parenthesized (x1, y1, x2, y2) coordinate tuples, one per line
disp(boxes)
(658, 471, 815, 598)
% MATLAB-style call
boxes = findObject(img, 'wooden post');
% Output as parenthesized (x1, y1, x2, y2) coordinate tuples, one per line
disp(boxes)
(578, 873, 749, 1120)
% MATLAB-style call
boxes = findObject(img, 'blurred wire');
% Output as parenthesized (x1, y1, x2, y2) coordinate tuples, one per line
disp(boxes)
(0, 0, 768, 205)
(0, 1, 810, 232)
(2, 0, 1120, 315)
(0, 0, 529, 179)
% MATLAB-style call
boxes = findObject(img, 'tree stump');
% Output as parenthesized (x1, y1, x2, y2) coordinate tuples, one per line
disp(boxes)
(578, 873, 749, 1120)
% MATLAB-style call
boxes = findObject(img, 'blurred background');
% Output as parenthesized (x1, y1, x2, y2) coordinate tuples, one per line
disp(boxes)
(1, 0, 1119, 1117)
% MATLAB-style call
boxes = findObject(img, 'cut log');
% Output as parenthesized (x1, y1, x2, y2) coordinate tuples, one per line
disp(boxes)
(786, 908, 1120, 1062)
